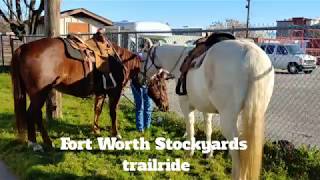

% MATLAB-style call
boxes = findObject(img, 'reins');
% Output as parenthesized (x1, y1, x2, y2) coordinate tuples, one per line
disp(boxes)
(167, 46, 188, 79)
(143, 46, 162, 78)
(143, 45, 188, 81)
(121, 92, 161, 113)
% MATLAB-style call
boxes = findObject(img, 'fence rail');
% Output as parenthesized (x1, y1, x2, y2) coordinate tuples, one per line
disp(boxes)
(1, 25, 320, 67)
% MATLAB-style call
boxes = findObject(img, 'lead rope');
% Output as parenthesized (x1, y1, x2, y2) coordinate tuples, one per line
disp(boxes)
(167, 46, 188, 79)
(121, 92, 160, 113)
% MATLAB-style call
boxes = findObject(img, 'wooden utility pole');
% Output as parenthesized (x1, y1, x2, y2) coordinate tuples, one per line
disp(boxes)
(45, 0, 62, 120)
(245, 0, 251, 38)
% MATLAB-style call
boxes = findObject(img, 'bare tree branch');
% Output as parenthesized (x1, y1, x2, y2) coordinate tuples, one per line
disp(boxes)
(7, 0, 13, 19)
(15, 0, 22, 20)
(1, 0, 21, 22)
(0, 8, 11, 23)
(1, 0, 44, 36)
(23, 0, 35, 11)
(37, 0, 44, 12)
(32, 0, 44, 34)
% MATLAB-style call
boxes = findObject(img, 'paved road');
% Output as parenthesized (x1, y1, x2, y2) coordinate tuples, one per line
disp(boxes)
(124, 67, 320, 148)
(0, 161, 18, 180)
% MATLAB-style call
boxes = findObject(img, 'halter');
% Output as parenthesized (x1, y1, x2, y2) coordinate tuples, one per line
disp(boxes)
(144, 45, 162, 73)
(137, 46, 162, 86)
(146, 45, 188, 80)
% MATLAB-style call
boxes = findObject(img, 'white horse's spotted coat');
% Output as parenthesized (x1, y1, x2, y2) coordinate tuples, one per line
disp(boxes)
(144, 40, 274, 180)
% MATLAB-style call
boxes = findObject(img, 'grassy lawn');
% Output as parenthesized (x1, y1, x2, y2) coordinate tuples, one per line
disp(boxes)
(0, 73, 320, 179)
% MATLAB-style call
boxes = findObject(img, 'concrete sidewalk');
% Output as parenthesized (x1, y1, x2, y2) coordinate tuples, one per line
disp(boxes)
(0, 161, 18, 180)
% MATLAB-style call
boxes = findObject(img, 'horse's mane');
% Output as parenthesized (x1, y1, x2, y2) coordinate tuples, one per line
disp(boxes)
(110, 43, 141, 82)
(111, 43, 140, 64)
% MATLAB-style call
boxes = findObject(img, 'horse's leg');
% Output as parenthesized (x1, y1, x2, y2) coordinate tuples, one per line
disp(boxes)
(179, 97, 195, 156)
(186, 110, 195, 156)
(220, 110, 240, 180)
(27, 96, 49, 151)
(26, 104, 36, 146)
(93, 94, 106, 135)
(34, 96, 52, 148)
(203, 112, 213, 157)
(108, 90, 122, 139)
(27, 91, 52, 150)
(178, 96, 191, 138)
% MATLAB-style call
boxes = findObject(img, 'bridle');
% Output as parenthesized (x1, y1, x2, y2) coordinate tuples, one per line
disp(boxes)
(136, 45, 163, 86)
(142, 45, 188, 83)
(144, 45, 162, 75)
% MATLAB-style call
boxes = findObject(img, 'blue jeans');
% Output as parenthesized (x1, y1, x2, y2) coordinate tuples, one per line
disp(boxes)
(131, 82, 153, 131)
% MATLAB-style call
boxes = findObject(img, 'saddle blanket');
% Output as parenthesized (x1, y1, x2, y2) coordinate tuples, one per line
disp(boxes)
(62, 38, 85, 61)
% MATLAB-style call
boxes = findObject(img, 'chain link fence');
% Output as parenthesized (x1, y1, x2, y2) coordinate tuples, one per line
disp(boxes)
(1, 25, 320, 148)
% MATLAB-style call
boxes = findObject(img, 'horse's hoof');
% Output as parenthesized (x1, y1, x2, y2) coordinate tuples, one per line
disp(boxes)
(116, 134, 122, 140)
(92, 129, 101, 135)
(204, 152, 213, 159)
(28, 141, 44, 152)
(92, 126, 101, 135)
(183, 132, 188, 138)
(189, 150, 194, 157)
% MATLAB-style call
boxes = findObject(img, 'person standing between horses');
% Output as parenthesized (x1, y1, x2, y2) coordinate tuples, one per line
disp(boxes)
(131, 39, 153, 132)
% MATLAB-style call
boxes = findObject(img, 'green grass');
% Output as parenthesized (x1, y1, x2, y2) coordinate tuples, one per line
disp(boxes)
(0, 73, 320, 179)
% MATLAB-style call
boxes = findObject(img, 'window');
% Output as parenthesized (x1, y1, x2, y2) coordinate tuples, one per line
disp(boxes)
(285, 45, 304, 55)
(276, 46, 288, 55)
(266, 45, 275, 54)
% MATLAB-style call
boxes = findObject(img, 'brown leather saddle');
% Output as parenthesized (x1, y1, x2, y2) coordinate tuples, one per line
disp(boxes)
(62, 35, 95, 62)
(176, 32, 236, 95)
(60, 34, 120, 90)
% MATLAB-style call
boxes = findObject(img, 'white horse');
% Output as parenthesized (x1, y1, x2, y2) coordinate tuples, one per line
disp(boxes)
(144, 40, 274, 180)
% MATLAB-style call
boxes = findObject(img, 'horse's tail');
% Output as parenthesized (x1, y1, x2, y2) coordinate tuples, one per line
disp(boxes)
(11, 47, 27, 141)
(240, 44, 274, 180)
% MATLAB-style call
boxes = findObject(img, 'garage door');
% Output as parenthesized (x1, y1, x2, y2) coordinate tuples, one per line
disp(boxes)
(68, 22, 89, 34)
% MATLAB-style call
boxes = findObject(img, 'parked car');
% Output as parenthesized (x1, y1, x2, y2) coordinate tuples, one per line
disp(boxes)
(259, 43, 317, 74)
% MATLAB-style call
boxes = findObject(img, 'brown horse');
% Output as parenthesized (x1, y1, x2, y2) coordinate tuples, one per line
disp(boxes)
(11, 37, 169, 150)
(92, 67, 169, 135)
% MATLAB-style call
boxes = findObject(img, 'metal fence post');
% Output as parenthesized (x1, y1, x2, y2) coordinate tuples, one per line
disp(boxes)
(0, 34, 4, 67)
(135, 33, 139, 53)
(117, 26, 121, 47)
(9, 35, 13, 58)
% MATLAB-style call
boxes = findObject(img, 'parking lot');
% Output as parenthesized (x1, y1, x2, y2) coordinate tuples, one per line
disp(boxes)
(159, 67, 320, 147)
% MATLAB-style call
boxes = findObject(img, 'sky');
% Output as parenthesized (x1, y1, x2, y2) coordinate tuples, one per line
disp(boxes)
(62, 0, 320, 28)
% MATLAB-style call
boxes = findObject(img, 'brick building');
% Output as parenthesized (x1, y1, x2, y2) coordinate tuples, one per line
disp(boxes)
(276, 17, 320, 62)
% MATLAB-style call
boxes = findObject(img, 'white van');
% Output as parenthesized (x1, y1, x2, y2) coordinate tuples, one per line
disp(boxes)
(259, 43, 317, 74)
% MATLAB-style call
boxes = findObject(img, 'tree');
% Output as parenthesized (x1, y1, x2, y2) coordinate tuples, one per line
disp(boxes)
(45, 0, 62, 120)
(44, 0, 62, 120)
(0, 0, 44, 38)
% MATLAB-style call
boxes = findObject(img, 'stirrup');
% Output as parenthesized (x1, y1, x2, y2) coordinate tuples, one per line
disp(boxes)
(176, 78, 187, 96)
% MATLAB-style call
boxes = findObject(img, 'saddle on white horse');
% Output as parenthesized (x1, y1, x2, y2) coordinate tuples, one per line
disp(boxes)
(176, 32, 236, 95)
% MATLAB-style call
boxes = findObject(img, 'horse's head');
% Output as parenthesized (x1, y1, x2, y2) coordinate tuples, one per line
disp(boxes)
(147, 70, 169, 112)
